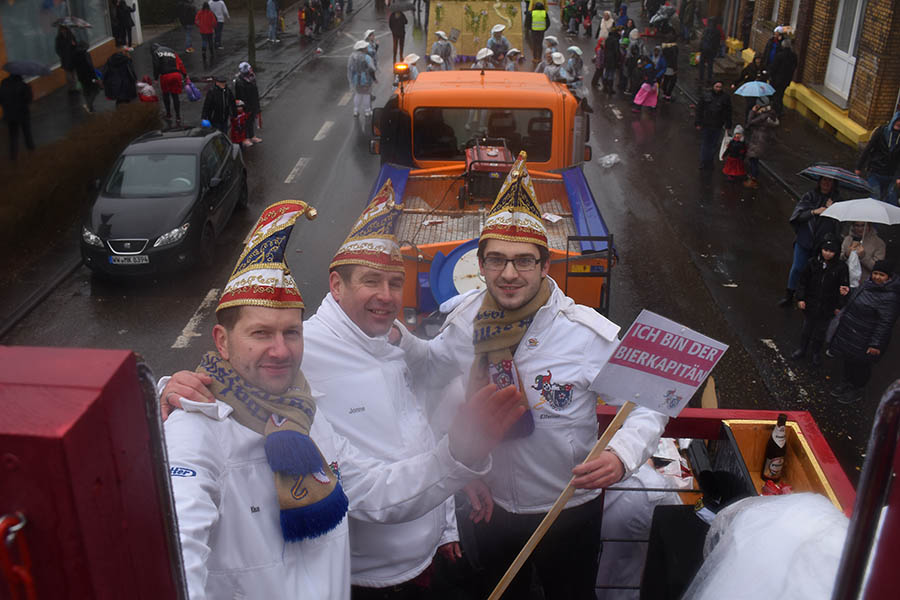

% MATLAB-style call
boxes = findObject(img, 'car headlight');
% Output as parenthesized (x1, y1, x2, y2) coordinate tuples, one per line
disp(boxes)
(82, 226, 103, 248)
(154, 223, 191, 248)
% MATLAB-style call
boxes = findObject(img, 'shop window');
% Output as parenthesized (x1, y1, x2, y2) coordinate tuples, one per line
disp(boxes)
(0, 0, 111, 70)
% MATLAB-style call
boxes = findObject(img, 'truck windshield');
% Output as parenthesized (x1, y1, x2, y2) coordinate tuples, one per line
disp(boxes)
(413, 108, 553, 162)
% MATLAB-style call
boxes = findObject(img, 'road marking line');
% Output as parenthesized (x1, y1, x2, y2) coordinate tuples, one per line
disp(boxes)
(760, 338, 810, 400)
(172, 288, 220, 349)
(284, 157, 310, 184)
(343, 31, 356, 41)
(338, 92, 352, 106)
(313, 121, 334, 141)
(611, 107, 623, 120)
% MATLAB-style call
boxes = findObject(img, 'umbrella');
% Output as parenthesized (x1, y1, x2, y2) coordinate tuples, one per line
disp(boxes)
(53, 16, 92, 28)
(650, 6, 677, 24)
(798, 164, 873, 194)
(2, 60, 51, 77)
(821, 198, 900, 225)
(734, 81, 775, 97)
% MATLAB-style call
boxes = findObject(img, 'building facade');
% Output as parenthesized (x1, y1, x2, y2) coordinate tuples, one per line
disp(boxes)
(735, 0, 900, 143)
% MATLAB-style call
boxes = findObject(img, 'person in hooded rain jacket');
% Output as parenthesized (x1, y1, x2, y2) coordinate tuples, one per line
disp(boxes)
(614, 4, 628, 27)
(793, 234, 849, 367)
(855, 111, 900, 206)
(102, 46, 138, 106)
(780, 177, 841, 306)
(828, 261, 899, 404)
(743, 96, 779, 188)
(348, 41, 376, 117)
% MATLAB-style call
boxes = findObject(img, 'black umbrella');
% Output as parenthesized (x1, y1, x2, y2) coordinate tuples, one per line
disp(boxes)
(798, 164, 873, 194)
(3, 60, 52, 77)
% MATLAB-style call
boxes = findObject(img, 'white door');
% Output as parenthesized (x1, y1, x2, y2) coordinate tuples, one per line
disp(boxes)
(824, 0, 867, 99)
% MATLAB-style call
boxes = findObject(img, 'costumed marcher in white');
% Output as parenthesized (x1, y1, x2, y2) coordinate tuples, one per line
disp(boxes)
(364, 29, 379, 69)
(505, 48, 521, 71)
(535, 46, 554, 73)
(403, 53, 420, 80)
(161, 200, 526, 600)
(398, 152, 669, 599)
(426, 54, 444, 72)
(472, 47, 495, 70)
(300, 181, 464, 595)
(543, 34, 559, 55)
(348, 40, 376, 118)
(566, 45, 584, 91)
(487, 24, 511, 69)
(431, 30, 454, 70)
(544, 51, 570, 83)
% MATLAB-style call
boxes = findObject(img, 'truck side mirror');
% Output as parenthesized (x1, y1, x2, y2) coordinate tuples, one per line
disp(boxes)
(584, 145, 592, 162)
(369, 139, 381, 155)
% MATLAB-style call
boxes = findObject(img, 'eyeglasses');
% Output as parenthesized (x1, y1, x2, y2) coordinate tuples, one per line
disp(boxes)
(482, 256, 540, 272)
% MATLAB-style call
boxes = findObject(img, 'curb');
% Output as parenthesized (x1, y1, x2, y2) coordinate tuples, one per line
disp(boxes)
(676, 81, 800, 201)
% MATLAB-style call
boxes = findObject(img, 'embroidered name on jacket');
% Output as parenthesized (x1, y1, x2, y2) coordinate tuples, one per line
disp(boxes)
(531, 371, 574, 410)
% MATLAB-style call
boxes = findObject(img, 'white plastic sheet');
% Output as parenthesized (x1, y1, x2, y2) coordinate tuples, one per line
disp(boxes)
(683, 493, 849, 600)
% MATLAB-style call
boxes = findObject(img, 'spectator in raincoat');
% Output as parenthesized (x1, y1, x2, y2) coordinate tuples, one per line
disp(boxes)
(488, 24, 511, 69)
(101, 46, 138, 106)
(841, 222, 887, 286)
(698, 17, 719, 83)
(590, 37, 605, 87)
(347, 40, 376, 117)
(780, 176, 841, 306)
(660, 42, 678, 100)
(209, 0, 230, 49)
(426, 54, 444, 71)
(72, 42, 101, 113)
(506, 48, 522, 71)
(201, 74, 236, 133)
(855, 111, 900, 206)
(793, 234, 849, 367)
(614, 4, 628, 27)
(266, 0, 280, 43)
(235, 61, 262, 143)
(364, 29, 379, 68)
(694, 79, 732, 169)
(596, 10, 613, 40)
(601, 27, 621, 94)
(195, 2, 218, 64)
(769, 38, 797, 117)
(828, 261, 899, 404)
(743, 96, 779, 189)
(762, 26, 784, 69)
(114, 0, 137, 49)
(55, 25, 78, 92)
(431, 31, 453, 70)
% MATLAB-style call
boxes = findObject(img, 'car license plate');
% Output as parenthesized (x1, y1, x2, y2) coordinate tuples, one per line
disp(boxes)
(109, 255, 150, 265)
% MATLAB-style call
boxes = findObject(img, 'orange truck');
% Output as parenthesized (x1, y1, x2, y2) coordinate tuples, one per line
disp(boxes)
(370, 68, 611, 335)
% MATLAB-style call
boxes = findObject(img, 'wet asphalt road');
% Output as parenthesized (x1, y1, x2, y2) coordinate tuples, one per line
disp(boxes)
(4, 1, 896, 484)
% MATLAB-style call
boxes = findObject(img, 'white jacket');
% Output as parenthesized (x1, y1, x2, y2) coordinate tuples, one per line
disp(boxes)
(301, 294, 458, 587)
(165, 398, 488, 599)
(209, 0, 229, 22)
(401, 278, 669, 514)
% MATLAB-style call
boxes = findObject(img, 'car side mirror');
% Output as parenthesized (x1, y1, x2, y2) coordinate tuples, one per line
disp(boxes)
(209, 176, 222, 189)
(369, 139, 381, 155)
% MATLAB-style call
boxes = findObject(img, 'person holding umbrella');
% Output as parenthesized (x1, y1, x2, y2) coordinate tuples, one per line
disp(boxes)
(855, 112, 900, 207)
(780, 176, 841, 306)
(55, 25, 78, 92)
(828, 261, 899, 404)
(0, 72, 34, 159)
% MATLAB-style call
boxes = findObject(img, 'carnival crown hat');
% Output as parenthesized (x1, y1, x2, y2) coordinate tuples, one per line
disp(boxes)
(480, 151, 548, 248)
(217, 200, 318, 312)
(330, 179, 404, 272)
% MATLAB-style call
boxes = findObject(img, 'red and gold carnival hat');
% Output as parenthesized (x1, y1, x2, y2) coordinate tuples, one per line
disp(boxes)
(217, 200, 318, 312)
(480, 151, 548, 248)
(329, 179, 403, 272)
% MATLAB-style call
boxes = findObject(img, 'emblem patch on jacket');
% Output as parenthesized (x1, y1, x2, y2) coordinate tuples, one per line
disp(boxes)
(531, 371, 574, 410)
(489, 359, 518, 389)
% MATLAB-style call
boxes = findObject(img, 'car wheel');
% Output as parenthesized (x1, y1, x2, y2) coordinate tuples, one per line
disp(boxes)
(237, 172, 249, 209)
(199, 223, 216, 267)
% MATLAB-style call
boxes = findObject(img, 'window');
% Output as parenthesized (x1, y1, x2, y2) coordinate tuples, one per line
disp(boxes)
(412, 107, 554, 162)
(200, 143, 222, 182)
(104, 154, 198, 197)
(0, 0, 112, 70)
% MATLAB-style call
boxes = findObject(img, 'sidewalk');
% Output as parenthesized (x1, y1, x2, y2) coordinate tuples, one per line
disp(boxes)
(0, 1, 364, 338)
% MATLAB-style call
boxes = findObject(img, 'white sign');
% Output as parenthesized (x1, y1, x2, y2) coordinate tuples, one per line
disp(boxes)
(593, 310, 728, 417)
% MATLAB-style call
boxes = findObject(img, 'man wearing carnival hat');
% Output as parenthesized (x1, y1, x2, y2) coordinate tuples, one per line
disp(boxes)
(398, 152, 669, 598)
(161, 200, 525, 599)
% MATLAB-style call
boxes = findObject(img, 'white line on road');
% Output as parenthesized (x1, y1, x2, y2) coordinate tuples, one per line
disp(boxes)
(284, 157, 310, 184)
(760, 338, 810, 400)
(343, 31, 357, 41)
(611, 107, 623, 120)
(313, 121, 334, 141)
(338, 92, 352, 106)
(172, 288, 220, 349)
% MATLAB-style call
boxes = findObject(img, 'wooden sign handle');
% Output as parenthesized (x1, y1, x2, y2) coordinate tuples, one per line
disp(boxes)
(487, 401, 637, 600)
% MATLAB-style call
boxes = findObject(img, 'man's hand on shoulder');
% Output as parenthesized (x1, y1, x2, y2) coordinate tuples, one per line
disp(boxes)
(161, 370, 215, 421)
(571, 449, 625, 490)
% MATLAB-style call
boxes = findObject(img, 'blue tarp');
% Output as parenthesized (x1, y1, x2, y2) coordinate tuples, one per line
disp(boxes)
(561, 167, 611, 253)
